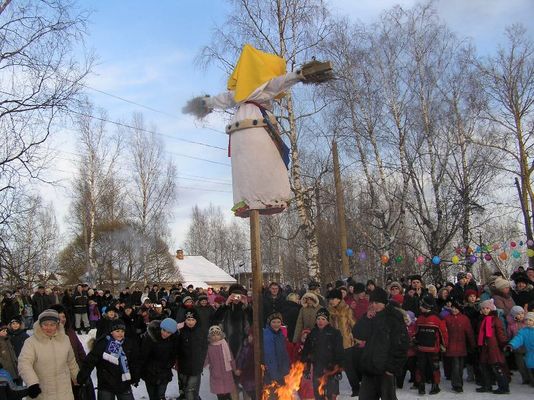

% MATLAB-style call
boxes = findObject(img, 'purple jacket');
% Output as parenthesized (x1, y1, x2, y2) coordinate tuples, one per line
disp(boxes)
(205, 340, 236, 394)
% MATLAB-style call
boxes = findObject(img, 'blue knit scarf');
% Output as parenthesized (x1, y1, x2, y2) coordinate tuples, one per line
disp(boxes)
(102, 336, 131, 381)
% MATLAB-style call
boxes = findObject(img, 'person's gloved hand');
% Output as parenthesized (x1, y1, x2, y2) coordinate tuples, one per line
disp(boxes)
(27, 384, 42, 399)
(132, 380, 139, 387)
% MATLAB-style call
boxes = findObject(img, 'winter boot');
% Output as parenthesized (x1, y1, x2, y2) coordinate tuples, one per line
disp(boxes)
(492, 388, 510, 394)
(476, 386, 492, 393)
(452, 386, 463, 393)
(418, 384, 425, 395)
(429, 384, 440, 395)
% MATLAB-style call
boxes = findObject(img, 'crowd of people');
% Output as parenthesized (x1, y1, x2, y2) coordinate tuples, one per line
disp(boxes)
(0, 266, 532, 400)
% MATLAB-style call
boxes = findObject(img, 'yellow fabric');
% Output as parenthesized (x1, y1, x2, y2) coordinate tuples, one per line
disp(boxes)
(227, 44, 286, 102)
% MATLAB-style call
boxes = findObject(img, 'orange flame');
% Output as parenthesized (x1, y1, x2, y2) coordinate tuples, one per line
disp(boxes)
(262, 361, 306, 400)
(318, 365, 343, 396)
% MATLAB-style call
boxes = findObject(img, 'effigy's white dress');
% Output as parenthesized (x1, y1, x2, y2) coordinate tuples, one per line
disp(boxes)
(205, 71, 302, 217)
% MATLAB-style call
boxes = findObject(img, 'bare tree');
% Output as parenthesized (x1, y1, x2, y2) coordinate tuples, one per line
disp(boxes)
(125, 112, 177, 283)
(476, 25, 534, 265)
(198, 0, 333, 280)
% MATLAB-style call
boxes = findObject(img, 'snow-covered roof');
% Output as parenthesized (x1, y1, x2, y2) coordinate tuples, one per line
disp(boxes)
(174, 255, 236, 286)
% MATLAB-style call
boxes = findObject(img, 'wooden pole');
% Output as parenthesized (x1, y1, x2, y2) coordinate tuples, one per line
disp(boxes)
(250, 209, 264, 400)
(332, 140, 350, 277)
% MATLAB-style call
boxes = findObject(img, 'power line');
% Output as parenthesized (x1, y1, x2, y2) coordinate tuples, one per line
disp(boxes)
(67, 108, 227, 151)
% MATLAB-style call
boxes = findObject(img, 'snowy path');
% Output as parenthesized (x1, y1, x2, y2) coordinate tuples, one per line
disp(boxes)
(77, 334, 533, 399)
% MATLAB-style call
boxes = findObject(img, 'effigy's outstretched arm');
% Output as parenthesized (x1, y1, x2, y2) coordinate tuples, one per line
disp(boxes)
(182, 92, 237, 119)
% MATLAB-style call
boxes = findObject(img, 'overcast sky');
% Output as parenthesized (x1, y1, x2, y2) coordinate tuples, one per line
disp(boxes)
(40, 0, 534, 250)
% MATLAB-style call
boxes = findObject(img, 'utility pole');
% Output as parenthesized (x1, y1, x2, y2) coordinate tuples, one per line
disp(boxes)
(332, 140, 350, 277)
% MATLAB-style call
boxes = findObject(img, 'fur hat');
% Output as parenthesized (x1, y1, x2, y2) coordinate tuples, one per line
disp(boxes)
(160, 318, 178, 334)
(335, 280, 345, 289)
(197, 294, 208, 302)
(449, 297, 464, 310)
(110, 319, 126, 332)
(182, 295, 194, 304)
(316, 308, 330, 321)
(326, 288, 343, 301)
(266, 312, 283, 325)
(525, 312, 534, 322)
(228, 283, 246, 295)
(369, 287, 388, 304)
(514, 273, 531, 285)
(409, 274, 422, 283)
(420, 294, 436, 310)
(38, 309, 60, 324)
(510, 306, 525, 318)
(494, 277, 511, 291)
(480, 298, 497, 311)
(387, 281, 403, 291)
(308, 281, 320, 290)
(464, 289, 478, 300)
(301, 292, 319, 306)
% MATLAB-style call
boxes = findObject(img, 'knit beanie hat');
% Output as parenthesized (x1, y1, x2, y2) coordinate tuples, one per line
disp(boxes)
(9, 316, 22, 325)
(480, 298, 497, 311)
(197, 294, 208, 302)
(160, 318, 178, 334)
(38, 309, 60, 325)
(208, 325, 225, 338)
(316, 308, 330, 321)
(525, 312, 534, 322)
(420, 294, 436, 310)
(266, 312, 283, 325)
(214, 295, 226, 304)
(494, 277, 511, 291)
(369, 287, 388, 304)
(182, 295, 193, 304)
(510, 306, 525, 318)
(110, 319, 126, 332)
(184, 309, 199, 321)
(464, 289, 478, 300)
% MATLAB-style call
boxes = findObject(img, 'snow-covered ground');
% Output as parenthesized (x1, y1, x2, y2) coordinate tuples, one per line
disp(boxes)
(74, 333, 532, 399)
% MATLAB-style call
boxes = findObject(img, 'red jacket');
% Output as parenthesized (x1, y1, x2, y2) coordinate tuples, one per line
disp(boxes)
(415, 312, 448, 353)
(444, 313, 475, 357)
(345, 295, 369, 321)
(477, 312, 508, 365)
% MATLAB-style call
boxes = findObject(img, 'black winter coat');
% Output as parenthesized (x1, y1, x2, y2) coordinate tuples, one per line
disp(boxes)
(140, 321, 180, 384)
(78, 335, 140, 394)
(7, 328, 28, 357)
(73, 290, 88, 314)
(177, 324, 207, 376)
(402, 289, 427, 316)
(212, 303, 252, 358)
(262, 293, 288, 325)
(31, 292, 51, 317)
(282, 301, 301, 343)
(0, 298, 19, 325)
(195, 305, 214, 339)
(301, 324, 344, 374)
(359, 305, 409, 376)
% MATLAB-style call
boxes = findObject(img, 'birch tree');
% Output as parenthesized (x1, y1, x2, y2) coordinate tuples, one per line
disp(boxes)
(199, 0, 332, 280)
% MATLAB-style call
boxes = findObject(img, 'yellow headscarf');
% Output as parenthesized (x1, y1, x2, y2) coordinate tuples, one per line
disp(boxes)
(227, 44, 286, 102)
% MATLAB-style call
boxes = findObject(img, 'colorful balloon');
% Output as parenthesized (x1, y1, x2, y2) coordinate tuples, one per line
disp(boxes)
(512, 250, 521, 259)
(346, 248, 354, 257)
(475, 246, 481, 253)
(395, 255, 403, 263)
(416, 256, 425, 265)
(498, 252, 508, 261)
(432, 256, 441, 265)
(451, 255, 459, 264)
(528, 239, 534, 246)
(527, 249, 534, 258)
(484, 254, 492, 261)
(359, 251, 367, 260)
(381, 255, 389, 264)
(510, 241, 517, 248)
(455, 248, 462, 255)
(519, 241, 524, 246)
(492, 243, 500, 251)
(469, 255, 478, 264)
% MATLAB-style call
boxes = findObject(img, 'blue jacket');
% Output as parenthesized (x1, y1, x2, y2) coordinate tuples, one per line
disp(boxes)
(263, 326, 290, 384)
(509, 326, 534, 368)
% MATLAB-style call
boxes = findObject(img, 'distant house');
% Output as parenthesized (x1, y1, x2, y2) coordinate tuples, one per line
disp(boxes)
(172, 250, 237, 289)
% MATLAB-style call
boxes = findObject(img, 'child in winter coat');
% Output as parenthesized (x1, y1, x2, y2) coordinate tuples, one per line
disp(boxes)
(476, 299, 510, 394)
(293, 292, 321, 342)
(7, 317, 28, 358)
(415, 294, 448, 395)
(0, 324, 19, 385)
(205, 325, 236, 400)
(139, 318, 179, 400)
(401, 310, 417, 389)
(0, 361, 28, 400)
(77, 319, 140, 400)
(301, 308, 344, 400)
(507, 305, 529, 384)
(263, 312, 290, 386)
(444, 299, 475, 392)
(463, 289, 480, 383)
(235, 329, 256, 399)
(508, 312, 534, 387)
(177, 309, 207, 400)
(295, 329, 314, 400)
(88, 299, 101, 329)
